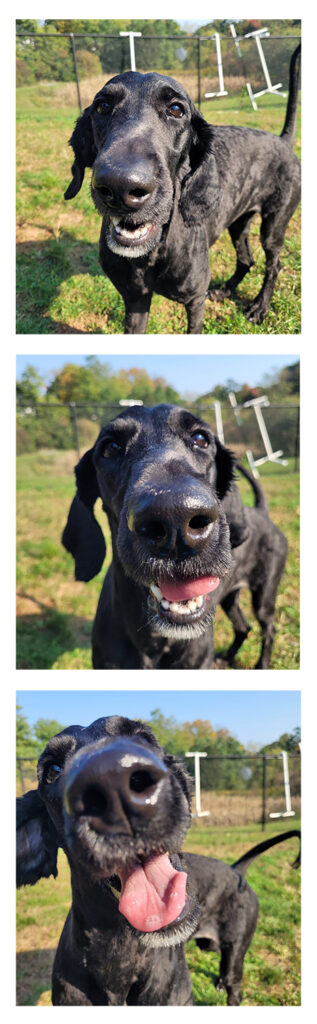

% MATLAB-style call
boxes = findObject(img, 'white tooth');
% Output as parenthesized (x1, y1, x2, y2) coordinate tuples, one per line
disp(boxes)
(196, 595, 203, 608)
(161, 600, 170, 609)
(169, 603, 179, 613)
(187, 600, 197, 612)
(150, 584, 163, 600)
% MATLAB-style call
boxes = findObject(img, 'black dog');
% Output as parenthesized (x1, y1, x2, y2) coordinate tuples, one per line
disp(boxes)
(17, 716, 300, 1005)
(64, 46, 301, 333)
(62, 404, 287, 669)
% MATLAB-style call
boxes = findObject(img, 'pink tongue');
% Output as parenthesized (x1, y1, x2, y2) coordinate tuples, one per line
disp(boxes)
(160, 576, 219, 603)
(119, 854, 187, 932)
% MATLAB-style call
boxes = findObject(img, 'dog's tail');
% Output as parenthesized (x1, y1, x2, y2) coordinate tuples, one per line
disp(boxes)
(235, 462, 268, 513)
(232, 829, 301, 877)
(280, 44, 301, 148)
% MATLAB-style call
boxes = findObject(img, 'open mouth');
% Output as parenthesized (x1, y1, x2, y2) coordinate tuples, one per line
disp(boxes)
(108, 852, 188, 933)
(107, 216, 160, 256)
(149, 576, 220, 627)
(103, 850, 199, 947)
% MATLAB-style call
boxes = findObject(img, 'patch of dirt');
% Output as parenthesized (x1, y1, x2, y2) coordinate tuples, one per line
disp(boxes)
(17, 209, 84, 245)
(16, 593, 55, 616)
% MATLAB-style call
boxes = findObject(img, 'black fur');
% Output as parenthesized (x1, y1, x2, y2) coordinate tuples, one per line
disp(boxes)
(62, 404, 287, 669)
(17, 716, 300, 1005)
(65, 47, 301, 333)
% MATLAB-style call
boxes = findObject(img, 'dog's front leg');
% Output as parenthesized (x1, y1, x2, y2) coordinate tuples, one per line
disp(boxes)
(185, 294, 207, 334)
(124, 295, 153, 334)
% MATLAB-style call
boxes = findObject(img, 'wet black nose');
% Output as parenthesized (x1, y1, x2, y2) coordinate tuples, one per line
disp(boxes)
(64, 738, 167, 834)
(128, 478, 219, 556)
(92, 157, 156, 212)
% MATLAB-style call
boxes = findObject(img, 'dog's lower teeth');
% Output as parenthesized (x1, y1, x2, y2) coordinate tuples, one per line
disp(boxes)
(150, 584, 204, 616)
(115, 223, 149, 240)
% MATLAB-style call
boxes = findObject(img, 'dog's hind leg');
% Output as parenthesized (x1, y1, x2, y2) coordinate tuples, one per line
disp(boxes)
(251, 535, 288, 668)
(216, 946, 245, 1006)
(220, 590, 252, 664)
(246, 182, 300, 323)
(208, 211, 256, 301)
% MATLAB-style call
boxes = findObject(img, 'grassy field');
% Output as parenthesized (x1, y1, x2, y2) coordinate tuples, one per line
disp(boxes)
(16, 819, 301, 1006)
(16, 80, 301, 335)
(16, 449, 299, 670)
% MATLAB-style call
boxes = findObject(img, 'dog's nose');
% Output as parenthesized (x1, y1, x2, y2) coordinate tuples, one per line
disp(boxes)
(64, 739, 167, 834)
(92, 158, 156, 211)
(128, 478, 219, 556)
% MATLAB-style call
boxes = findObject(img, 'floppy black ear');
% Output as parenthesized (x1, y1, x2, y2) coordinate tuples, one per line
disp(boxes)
(62, 448, 106, 582)
(179, 107, 220, 225)
(16, 790, 58, 887)
(215, 439, 249, 548)
(64, 107, 97, 200)
(215, 437, 235, 500)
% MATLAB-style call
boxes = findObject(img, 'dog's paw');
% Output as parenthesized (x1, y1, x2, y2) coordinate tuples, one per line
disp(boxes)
(207, 286, 230, 303)
(213, 656, 230, 670)
(245, 301, 267, 324)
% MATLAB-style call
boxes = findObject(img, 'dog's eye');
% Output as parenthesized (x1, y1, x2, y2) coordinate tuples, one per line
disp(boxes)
(102, 438, 122, 457)
(44, 764, 62, 785)
(167, 102, 184, 118)
(191, 431, 210, 449)
(95, 99, 110, 115)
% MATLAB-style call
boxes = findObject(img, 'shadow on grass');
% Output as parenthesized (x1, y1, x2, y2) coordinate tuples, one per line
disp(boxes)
(16, 607, 92, 669)
(16, 232, 122, 334)
(16, 948, 54, 1006)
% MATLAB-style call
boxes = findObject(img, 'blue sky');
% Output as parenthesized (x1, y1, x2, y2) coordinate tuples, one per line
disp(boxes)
(16, 354, 298, 400)
(16, 690, 300, 750)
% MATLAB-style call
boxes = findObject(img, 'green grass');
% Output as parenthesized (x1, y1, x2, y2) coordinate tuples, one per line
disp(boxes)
(16, 87, 301, 335)
(16, 448, 299, 670)
(16, 820, 301, 1006)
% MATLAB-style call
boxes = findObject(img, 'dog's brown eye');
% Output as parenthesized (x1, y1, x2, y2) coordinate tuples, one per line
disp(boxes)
(96, 100, 110, 114)
(102, 439, 122, 457)
(191, 431, 209, 449)
(45, 764, 62, 784)
(167, 103, 184, 118)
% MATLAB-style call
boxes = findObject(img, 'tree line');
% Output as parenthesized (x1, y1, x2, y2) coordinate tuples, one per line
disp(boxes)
(16, 705, 300, 795)
(16, 357, 299, 458)
(16, 19, 301, 87)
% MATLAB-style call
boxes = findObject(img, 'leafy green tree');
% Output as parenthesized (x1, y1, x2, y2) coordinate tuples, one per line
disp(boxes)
(16, 364, 44, 404)
(16, 705, 38, 757)
(33, 718, 65, 748)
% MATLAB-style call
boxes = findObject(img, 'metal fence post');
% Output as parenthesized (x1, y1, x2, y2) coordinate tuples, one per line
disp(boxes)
(294, 405, 300, 472)
(262, 755, 267, 831)
(70, 33, 82, 112)
(197, 36, 201, 110)
(70, 402, 80, 459)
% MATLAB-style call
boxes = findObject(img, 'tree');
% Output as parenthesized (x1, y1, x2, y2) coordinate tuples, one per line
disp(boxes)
(33, 718, 65, 747)
(16, 364, 45, 404)
(16, 705, 38, 757)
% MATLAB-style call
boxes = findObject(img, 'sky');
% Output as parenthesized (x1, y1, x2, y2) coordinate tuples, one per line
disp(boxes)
(16, 690, 300, 750)
(16, 354, 298, 400)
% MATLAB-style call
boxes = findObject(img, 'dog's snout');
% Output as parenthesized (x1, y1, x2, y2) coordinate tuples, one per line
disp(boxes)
(92, 159, 156, 211)
(64, 739, 167, 833)
(129, 480, 219, 555)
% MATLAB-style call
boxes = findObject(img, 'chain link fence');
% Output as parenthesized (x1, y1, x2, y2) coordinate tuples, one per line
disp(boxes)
(16, 751, 301, 831)
(16, 31, 301, 110)
(16, 400, 300, 470)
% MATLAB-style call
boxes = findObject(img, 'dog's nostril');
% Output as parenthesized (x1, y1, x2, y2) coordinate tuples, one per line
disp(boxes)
(189, 514, 212, 531)
(129, 769, 156, 793)
(97, 186, 113, 200)
(130, 188, 148, 199)
(81, 785, 108, 817)
(138, 520, 166, 542)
